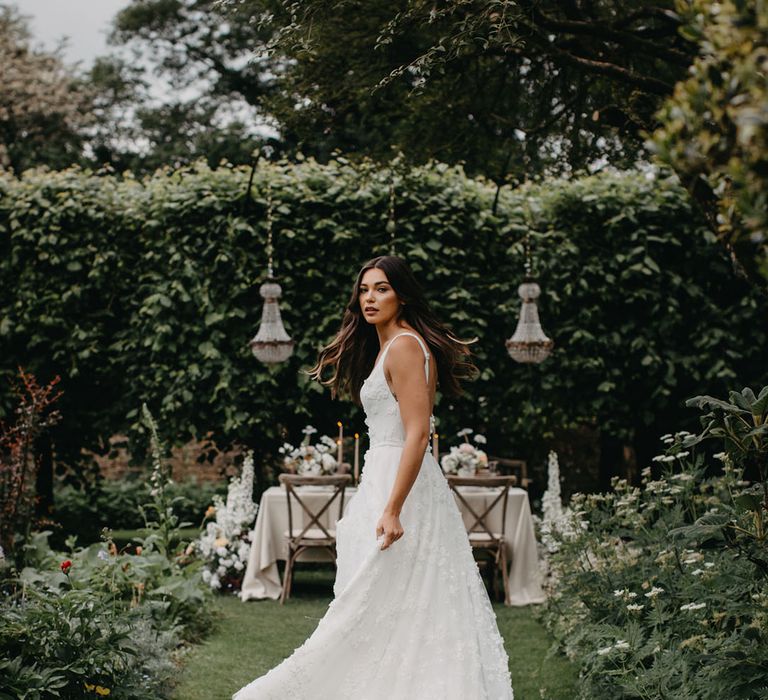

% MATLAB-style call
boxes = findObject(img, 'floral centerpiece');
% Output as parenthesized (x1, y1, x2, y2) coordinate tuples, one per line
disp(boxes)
(196, 451, 258, 592)
(279, 425, 339, 475)
(440, 429, 488, 476)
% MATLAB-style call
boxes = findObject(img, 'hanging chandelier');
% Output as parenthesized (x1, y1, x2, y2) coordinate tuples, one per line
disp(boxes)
(249, 170, 295, 364)
(506, 217, 554, 364)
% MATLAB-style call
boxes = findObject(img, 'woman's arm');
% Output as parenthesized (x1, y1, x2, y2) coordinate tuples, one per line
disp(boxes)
(375, 337, 431, 550)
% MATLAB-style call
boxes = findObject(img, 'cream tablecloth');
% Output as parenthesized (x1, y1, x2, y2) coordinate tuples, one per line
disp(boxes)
(240, 484, 545, 606)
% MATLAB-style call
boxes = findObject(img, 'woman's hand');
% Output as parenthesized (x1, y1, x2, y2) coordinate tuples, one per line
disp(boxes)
(375, 510, 404, 550)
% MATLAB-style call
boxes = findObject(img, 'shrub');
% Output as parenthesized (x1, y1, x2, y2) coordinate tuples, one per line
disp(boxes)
(538, 385, 768, 699)
(0, 369, 61, 559)
(0, 408, 217, 699)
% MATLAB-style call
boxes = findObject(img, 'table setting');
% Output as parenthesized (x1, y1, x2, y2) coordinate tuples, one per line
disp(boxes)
(239, 424, 545, 606)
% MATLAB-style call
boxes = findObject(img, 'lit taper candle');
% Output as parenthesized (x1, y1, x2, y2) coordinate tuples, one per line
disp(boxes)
(354, 432, 360, 484)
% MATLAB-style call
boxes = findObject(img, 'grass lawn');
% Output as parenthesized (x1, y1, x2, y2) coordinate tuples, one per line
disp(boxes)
(172, 567, 577, 700)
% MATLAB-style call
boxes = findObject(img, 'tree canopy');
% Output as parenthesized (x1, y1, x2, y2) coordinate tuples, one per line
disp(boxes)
(0, 6, 93, 173)
(110, 0, 701, 180)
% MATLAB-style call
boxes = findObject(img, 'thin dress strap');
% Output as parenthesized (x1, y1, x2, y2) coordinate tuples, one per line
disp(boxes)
(384, 332, 436, 441)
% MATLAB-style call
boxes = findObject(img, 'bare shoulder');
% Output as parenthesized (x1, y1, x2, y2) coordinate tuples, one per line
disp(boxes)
(386, 333, 426, 367)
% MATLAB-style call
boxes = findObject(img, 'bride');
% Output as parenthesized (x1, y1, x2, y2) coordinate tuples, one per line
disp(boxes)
(233, 255, 514, 699)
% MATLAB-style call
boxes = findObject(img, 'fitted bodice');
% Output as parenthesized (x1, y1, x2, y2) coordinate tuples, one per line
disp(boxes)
(360, 332, 436, 448)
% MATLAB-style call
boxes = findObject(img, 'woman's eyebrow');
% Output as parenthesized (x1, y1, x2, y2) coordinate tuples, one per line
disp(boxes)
(360, 281, 389, 287)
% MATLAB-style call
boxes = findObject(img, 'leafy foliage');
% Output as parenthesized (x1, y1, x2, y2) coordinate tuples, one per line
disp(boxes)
(0, 159, 764, 490)
(0, 410, 216, 700)
(537, 385, 768, 699)
(647, 0, 768, 286)
(53, 479, 226, 542)
(206, 0, 699, 178)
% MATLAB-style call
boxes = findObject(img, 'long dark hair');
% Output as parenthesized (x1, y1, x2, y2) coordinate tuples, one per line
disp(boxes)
(306, 255, 479, 404)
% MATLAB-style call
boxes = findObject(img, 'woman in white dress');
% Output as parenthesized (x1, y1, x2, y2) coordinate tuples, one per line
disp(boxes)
(233, 255, 514, 700)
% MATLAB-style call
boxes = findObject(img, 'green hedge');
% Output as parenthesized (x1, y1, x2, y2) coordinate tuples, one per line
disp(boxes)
(52, 479, 226, 545)
(0, 159, 765, 489)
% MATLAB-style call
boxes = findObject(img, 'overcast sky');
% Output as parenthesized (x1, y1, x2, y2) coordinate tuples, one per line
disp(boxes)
(17, 0, 132, 69)
(15, 0, 282, 139)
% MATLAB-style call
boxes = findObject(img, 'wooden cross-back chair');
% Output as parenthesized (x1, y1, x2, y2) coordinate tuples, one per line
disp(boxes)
(278, 473, 352, 604)
(446, 475, 517, 606)
(488, 456, 531, 489)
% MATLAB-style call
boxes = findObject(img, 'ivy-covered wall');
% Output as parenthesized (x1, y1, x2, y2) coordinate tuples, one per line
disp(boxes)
(0, 159, 764, 494)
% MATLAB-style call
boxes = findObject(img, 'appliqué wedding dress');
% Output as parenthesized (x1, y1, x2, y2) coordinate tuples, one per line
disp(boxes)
(233, 332, 514, 700)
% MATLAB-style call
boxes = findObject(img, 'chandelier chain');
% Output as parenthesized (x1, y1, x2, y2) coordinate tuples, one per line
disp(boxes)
(266, 176, 274, 279)
(387, 174, 396, 255)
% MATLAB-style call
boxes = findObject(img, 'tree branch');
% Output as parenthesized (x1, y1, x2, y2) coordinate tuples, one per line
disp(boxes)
(530, 32, 675, 95)
(529, 7, 692, 67)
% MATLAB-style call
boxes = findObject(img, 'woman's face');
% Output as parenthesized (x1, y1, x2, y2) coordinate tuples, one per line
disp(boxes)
(359, 268, 401, 325)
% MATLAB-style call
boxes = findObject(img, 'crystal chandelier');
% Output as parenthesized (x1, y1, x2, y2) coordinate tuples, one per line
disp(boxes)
(506, 221, 554, 364)
(249, 173, 295, 364)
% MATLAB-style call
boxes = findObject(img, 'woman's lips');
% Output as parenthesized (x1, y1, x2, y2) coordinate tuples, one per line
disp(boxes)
(365, 308, 378, 314)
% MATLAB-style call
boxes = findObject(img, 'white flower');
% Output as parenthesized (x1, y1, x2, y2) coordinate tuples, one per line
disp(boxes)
(660, 433, 673, 441)
(472, 434, 487, 444)
(645, 586, 664, 598)
(675, 451, 690, 459)
(441, 453, 459, 473)
(704, 562, 715, 569)
(597, 645, 614, 656)
(682, 552, 704, 564)
(97, 549, 109, 561)
(301, 425, 317, 435)
(457, 428, 473, 437)
(613, 589, 625, 597)
(614, 640, 630, 651)
(671, 473, 694, 481)
(626, 603, 644, 612)
(691, 568, 705, 576)
(713, 452, 727, 461)
(193, 451, 259, 590)
(680, 602, 706, 611)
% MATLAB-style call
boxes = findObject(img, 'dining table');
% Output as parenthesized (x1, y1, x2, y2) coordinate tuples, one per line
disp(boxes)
(239, 483, 546, 606)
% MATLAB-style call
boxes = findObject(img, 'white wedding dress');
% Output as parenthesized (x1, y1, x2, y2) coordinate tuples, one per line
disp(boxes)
(233, 332, 514, 700)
